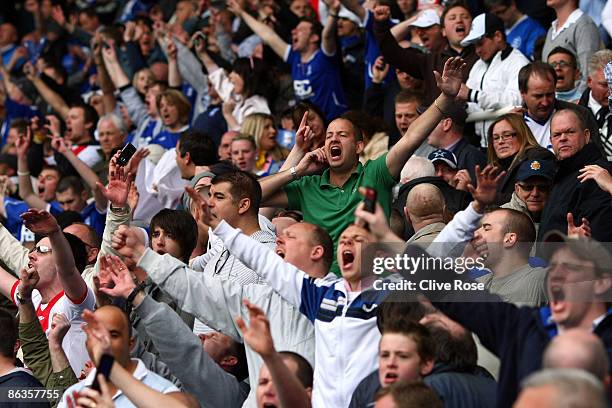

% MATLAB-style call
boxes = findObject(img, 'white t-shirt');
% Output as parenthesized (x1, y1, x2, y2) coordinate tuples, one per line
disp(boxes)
(11, 281, 96, 374)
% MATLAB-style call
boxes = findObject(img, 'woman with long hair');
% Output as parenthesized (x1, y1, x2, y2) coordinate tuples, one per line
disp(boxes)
(195, 41, 271, 130)
(241, 113, 289, 176)
(487, 113, 555, 204)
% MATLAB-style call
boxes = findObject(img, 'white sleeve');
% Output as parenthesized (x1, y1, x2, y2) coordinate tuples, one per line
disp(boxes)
(428, 203, 483, 258)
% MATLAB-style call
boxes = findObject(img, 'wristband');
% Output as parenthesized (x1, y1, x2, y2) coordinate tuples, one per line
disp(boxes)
(433, 98, 447, 115)
(290, 166, 300, 180)
(329, 13, 339, 18)
(127, 281, 147, 303)
(17, 171, 30, 177)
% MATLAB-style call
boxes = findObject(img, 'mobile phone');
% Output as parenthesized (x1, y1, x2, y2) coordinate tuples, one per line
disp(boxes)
(90, 354, 114, 392)
(363, 187, 377, 213)
(117, 143, 137, 167)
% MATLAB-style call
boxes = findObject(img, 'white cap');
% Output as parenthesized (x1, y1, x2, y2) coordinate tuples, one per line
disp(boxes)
(337, 6, 362, 26)
(460, 13, 504, 47)
(410, 9, 440, 28)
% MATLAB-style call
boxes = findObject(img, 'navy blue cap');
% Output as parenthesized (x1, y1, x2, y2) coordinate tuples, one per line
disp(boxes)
(516, 159, 555, 182)
(428, 149, 458, 169)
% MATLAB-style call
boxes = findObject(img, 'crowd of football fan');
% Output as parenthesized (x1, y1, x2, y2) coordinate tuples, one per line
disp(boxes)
(0, 0, 612, 407)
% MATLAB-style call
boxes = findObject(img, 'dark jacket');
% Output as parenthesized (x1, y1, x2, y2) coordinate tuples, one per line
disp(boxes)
(496, 146, 556, 205)
(349, 364, 497, 408)
(363, 80, 401, 146)
(537, 142, 612, 242)
(399, 243, 612, 408)
(373, 20, 478, 105)
(394, 176, 472, 240)
(451, 137, 488, 185)
(0, 370, 50, 408)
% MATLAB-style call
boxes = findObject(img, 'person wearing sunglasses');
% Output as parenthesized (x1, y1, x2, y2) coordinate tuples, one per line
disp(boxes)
(501, 159, 555, 233)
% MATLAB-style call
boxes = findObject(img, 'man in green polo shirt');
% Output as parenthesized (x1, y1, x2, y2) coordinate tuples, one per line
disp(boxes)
(260, 57, 467, 275)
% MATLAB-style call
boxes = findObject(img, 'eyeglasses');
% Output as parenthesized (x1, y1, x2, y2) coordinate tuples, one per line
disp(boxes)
(517, 183, 551, 192)
(492, 132, 517, 143)
(548, 61, 573, 69)
(29, 245, 52, 255)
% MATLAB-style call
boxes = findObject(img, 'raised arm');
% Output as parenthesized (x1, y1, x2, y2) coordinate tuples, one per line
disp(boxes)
(91, 34, 117, 115)
(227, 0, 289, 59)
(99, 255, 245, 406)
(51, 136, 108, 211)
(386, 57, 466, 178)
(162, 35, 182, 88)
(23, 62, 69, 120)
(339, 0, 366, 21)
(237, 300, 311, 408)
(21, 209, 87, 302)
(260, 147, 327, 206)
(322, 0, 341, 56)
(16, 127, 47, 210)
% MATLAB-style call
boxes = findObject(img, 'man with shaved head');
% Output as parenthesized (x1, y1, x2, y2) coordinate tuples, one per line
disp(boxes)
(405, 184, 447, 245)
(543, 329, 610, 386)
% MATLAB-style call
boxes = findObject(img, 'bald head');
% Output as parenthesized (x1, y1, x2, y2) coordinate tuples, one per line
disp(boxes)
(405, 184, 445, 224)
(543, 329, 609, 381)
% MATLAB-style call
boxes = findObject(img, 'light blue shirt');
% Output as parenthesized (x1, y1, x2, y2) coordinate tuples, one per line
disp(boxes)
(58, 359, 179, 408)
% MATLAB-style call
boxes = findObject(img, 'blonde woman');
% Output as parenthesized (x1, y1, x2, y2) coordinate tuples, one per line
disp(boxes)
(241, 113, 289, 176)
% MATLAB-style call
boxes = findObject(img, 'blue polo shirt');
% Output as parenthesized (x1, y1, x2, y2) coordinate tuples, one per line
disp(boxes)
(284, 47, 347, 120)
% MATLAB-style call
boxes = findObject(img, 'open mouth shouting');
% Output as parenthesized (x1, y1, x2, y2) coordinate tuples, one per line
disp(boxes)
(342, 249, 355, 270)
(329, 145, 342, 161)
(382, 370, 399, 385)
(275, 247, 286, 259)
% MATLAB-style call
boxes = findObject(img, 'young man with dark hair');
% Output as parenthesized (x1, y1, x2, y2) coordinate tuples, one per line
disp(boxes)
(227, 0, 347, 119)
(149, 209, 198, 263)
(55, 176, 106, 236)
(175, 130, 218, 180)
(0, 309, 48, 400)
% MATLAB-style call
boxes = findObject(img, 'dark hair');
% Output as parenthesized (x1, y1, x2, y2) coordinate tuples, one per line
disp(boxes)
(375, 381, 443, 408)
(499, 208, 537, 245)
(424, 320, 478, 371)
(381, 318, 436, 363)
(231, 57, 268, 99)
(210, 160, 240, 176)
(308, 223, 334, 270)
(341, 110, 387, 141)
(178, 130, 218, 166)
(395, 89, 424, 106)
(79, 7, 98, 20)
(54, 211, 84, 230)
(0, 310, 17, 359)
(134, 15, 153, 29)
(332, 117, 363, 142)
(57, 176, 86, 195)
(279, 351, 314, 388)
(547, 46, 578, 68)
(212, 171, 262, 215)
(484, 0, 512, 8)
(226, 339, 249, 381)
(10, 118, 29, 134)
(292, 101, 327, 129)
(70, 102, 100, 134)
(149, 209, 198, 262)
(441, 1, 471, 28)
(273, 209, 303, 222)
(64, 232, 89, 273)
(298, 17, 323, 44)
(376, 297, 433, 332)
(518, 62, 557, 93)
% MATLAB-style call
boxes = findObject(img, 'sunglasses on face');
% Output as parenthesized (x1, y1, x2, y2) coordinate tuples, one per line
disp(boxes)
(29, 245, 52, 255)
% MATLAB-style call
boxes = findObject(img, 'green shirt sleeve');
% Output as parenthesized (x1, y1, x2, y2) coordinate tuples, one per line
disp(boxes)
(283, 178, 306, 211)
(19, 320, 53, 386)
(368, 153, 398, 187)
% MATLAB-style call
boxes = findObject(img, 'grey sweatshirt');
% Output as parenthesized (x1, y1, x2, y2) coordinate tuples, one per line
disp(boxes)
(134, 295, 248, 408)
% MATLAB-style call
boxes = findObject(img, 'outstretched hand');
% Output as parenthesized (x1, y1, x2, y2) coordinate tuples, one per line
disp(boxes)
(98, 255, 136, 299)
(186, 186, 214, 227)
(467, 165, 506, 212)
(294, 111, 315, 152)
(373, 5, 391, 21)
(20, 209, 60, 235)
(81, 310, 112, 365)
(235, 299, 275, 359)
(15, 126, 32, 159)
(111, 225, 147, 264)
(98, 152, 133, 208)
(567, 213, 591, 238)
(433, 57, 467, 98)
